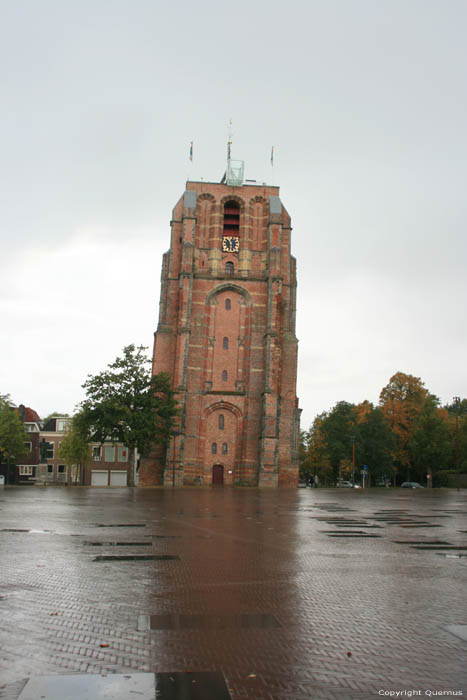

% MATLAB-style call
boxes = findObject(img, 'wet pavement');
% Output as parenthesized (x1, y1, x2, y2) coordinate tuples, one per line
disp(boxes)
(0, 486, 466, 699)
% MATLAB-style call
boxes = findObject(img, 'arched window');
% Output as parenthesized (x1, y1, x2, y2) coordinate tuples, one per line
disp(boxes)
(225, 298, 231, 310)
(211, 442, 217, 454)
(219, 414, 224, 429)
(225, 261, 234, 275)
(223, 337, 228, 350)
(222, 442, 228, 454)
(222, 370, 227, 382)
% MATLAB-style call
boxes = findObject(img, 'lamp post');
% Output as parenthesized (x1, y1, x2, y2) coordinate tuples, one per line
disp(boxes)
(350, 435, 356, 485)
(171, 431, 182, 489)
(453, 397, 460, 492)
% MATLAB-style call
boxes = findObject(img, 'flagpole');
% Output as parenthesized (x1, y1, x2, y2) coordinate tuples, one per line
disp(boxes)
(187, 140, 193, 182)
(270, 145, 274, 185)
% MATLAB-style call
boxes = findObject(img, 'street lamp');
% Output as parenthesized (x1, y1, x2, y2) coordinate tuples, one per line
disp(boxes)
(350, 435, 356, 485)
(453, 396, 460, 492)
(171, 431, 182, 489)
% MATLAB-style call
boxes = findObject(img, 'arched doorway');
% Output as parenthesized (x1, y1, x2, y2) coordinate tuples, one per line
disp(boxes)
(212, 464, 224, 485)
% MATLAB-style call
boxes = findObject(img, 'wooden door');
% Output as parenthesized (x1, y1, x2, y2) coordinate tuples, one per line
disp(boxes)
(212, 464, 224, 485)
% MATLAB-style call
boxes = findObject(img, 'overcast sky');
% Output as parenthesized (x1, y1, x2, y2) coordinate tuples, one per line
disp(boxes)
(1, 0, 466, 430)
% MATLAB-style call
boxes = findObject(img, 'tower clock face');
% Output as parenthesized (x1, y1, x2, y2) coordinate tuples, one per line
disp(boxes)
(222, 236, 239, 253)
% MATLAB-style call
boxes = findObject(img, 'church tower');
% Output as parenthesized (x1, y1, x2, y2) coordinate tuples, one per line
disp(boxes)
(140, 159, 300, 487)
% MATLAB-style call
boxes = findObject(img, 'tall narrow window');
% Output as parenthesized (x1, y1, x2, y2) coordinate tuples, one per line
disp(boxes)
(211, 442, 217, 454)
(225, 298, 231, 310)
(223, 200, 240, 236)
(223, 337, 229, 350)
(222, 443, 228, 454)
(225, 261, 234, 275)
(219, 414, 224, 429)
(222, 370, 227, 382)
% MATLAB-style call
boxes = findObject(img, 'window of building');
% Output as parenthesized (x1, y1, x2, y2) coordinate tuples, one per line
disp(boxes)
(223, 337, 229, 349)
(57, 420, 70, 432)
(92, 446, 101, 461)
(104, 446, 115, 462)
(222, 370, 227, 382)
(118, 447, 128, 462)
(47, 465, 53, 474)
(225, 261, 234, 275)
(219, 414, 224, 430)
(222, 443, 228, 454)
(46, 442, 54, 459)
(223, 200, 240, 235)
(225, 298, 231, 310)
(58, 465, 66, 474)
(23, 441, 32, 453)
(19, 465, 33, 475)
(25, 424, 36, 432)
(211, 442, 217, 454)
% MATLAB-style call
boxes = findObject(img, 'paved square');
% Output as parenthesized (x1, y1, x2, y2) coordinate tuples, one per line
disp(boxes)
(1, 486, 466, 699)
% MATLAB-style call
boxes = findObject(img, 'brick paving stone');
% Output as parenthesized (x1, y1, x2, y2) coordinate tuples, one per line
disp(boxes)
(0, 486, 466, 699)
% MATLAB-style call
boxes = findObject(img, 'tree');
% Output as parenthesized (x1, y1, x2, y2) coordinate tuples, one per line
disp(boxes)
(303, 415, 333, 486)
(57, 414, 91, 485)
(320, 401, 359, 483)
(357, 405, 394, 484)
(379, 372, 430, 481)
(79, 345, 178, 484)
(0, 397, 28, 480)
(409, 396, 452, 484)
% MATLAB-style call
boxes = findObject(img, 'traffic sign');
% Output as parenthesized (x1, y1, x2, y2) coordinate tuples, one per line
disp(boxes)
(363, 465, 368, 471)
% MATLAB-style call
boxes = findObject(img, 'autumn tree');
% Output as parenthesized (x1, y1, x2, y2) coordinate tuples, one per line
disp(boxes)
(303, 415, 333, 485)
(379, 372, 429, 482)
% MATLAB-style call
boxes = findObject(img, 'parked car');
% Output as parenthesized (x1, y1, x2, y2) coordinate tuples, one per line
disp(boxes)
(337, 480, 361, 489)
(400, 482, 424, 489)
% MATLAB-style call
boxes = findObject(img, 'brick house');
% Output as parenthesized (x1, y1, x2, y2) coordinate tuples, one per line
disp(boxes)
(39, 416, 133, 486)
(140, 160, 300, 487)
(15, 405, 42, 484)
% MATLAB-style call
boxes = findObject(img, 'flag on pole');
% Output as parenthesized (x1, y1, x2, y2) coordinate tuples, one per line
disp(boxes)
(189, 141, 193, 162)
(270, 146, 274, 166)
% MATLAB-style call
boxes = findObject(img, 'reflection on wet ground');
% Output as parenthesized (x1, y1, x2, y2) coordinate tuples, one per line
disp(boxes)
(0, 486, 466, 699)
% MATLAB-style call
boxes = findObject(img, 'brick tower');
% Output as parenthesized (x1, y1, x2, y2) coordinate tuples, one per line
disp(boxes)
(140, 159, 300, 487)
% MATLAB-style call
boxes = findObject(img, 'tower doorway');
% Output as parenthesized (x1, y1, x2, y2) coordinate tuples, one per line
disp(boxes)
(212, 464, 224, 485)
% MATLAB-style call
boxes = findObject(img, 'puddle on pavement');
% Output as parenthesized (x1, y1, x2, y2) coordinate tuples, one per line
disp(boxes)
(95, 523, 146, 528)
(437, 553, 467, 558)
(17, 672, 232, 700)
(392, 540, 451, 545)
(321, 530, 373, 534)
(139, 613, 281, 631)
(412, 545, 467, 550)
(399, 524, 441, 528)
(93, 554, 179, 562)
(84, 541, 151, 546)
(1, 528, 52, 533)
(326, 533, 381, 538)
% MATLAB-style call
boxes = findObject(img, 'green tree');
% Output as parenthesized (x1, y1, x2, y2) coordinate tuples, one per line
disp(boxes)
(320, 401, 358, 483)
(57, 414, 92, 485)
(0, 397, 28, 478)
(358, 405, 394, 484)
(409, 396, 452, 484)
(79, 345, 178, 484)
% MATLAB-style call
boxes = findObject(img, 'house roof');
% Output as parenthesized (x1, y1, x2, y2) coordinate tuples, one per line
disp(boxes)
(16, 405, 42, 423)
